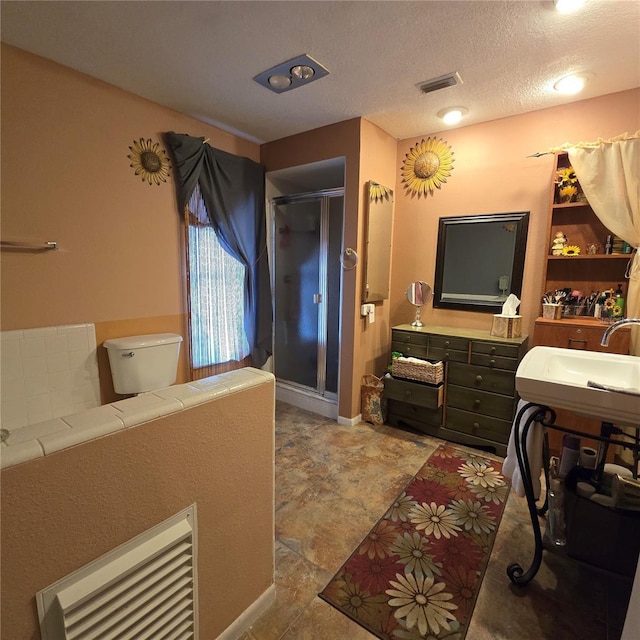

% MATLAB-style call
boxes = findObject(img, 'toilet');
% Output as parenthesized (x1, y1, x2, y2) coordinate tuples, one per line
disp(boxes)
(103, 333, 183, 395)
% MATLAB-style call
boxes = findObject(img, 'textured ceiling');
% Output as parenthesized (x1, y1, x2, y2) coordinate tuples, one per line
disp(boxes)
(2, 1, 639, 144)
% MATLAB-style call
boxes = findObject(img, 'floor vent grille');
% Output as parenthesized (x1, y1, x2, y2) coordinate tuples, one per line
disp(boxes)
(37, 505, 198, 640)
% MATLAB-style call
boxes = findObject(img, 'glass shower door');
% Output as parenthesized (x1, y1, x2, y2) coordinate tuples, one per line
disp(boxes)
(273, 199, 322, 389)
(272, 191, 343, 396)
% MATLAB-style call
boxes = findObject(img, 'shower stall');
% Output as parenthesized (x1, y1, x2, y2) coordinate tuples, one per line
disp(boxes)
(270, 189, 344, 416)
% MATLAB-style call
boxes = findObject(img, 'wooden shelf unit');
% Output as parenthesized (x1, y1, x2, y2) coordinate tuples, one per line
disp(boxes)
(534, 152, 632, 457)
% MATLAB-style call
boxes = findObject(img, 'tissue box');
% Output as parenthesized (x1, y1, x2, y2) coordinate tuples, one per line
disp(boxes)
(490, 314, 522, 338)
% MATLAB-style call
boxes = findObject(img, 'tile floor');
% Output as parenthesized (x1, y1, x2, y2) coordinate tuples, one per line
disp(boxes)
(241, 402, 633, 640)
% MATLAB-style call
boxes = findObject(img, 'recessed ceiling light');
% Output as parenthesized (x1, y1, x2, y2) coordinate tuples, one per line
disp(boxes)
(553, 73, 592, 95)
(554, 0, 585, 13)
(291, 65, 315, 81)
(438, 107, 468, 125)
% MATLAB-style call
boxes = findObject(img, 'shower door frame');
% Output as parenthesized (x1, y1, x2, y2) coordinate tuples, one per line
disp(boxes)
(269, 188, 344, 403)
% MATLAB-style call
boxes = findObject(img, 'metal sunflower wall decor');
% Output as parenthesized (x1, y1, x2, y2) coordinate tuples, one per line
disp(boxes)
(401, 137, 454, 196)
(127, 138, 171, 185)
(369, 182, 392, 202)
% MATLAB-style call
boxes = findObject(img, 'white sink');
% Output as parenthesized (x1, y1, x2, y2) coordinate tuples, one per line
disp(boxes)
(515, 346, 640, 426)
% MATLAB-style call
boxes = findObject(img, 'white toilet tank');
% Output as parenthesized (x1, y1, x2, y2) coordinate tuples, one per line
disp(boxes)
(103, 333, 183, 394)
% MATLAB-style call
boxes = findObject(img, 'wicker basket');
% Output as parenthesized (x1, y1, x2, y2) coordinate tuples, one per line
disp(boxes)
(392, 356, 443, 385)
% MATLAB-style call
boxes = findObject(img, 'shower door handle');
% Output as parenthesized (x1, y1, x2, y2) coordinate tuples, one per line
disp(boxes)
(313, 293, 322, 304)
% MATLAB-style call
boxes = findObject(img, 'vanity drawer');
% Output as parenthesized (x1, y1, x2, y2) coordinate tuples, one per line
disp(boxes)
(447, 362, 515, 397)
(387, 399, 443, 428)
(469, 352, 518, 371)
(445, 407, 512, 445)
(471, 341, 521, 359)
(429, 335, 469, 352)
(392, 330, 428, 347)
(384, 377, 443, 410)
(391, 341, 429, 359)
(446, 384, 515, 421)
(428, 346, 468, 363)
(392, 331, 429, 358)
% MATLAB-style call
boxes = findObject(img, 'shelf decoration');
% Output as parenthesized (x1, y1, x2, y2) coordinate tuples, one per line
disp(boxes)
(555, 166, 580, 203)
(562, 245, 581, 256)
(551, 232, 567, 256)
(127, 138, 171, 186)
(401, 137, 454, 196)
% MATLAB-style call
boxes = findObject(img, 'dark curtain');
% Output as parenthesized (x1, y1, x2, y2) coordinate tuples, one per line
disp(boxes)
(163, 131, 272, 368)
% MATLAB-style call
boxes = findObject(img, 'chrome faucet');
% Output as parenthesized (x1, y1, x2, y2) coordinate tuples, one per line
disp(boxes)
(601, 317, 640, 346)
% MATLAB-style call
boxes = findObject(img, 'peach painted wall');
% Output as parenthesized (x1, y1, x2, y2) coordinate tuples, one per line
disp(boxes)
(1, 44, 260, 398)
(390, 89, 640, 344)
(261, 118, 398, 418)
(357, 119, 399, 387)
(0, 378, 275, 640)
(260, 120, 362, 418)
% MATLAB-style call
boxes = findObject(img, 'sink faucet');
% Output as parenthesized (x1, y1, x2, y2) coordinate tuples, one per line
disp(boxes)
(601, 317, 640, 346)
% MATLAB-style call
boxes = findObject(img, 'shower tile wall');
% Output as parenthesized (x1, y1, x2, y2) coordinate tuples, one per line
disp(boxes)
(1, 324, 101, 430)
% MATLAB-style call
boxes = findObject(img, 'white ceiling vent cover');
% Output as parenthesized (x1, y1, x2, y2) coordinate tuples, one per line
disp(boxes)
(36, 504, 198, 640)
(417, 71, 463, 95)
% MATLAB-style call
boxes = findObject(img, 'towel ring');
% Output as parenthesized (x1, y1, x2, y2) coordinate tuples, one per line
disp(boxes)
(340, 247, 358, 270)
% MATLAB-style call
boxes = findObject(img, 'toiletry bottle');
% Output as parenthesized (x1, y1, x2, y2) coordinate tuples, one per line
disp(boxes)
(548, 457, 567, 547)
(559, 434, 580, 478)
(615, 284, 625, 316)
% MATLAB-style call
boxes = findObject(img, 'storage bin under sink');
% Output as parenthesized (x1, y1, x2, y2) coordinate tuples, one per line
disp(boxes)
(564, 487, 640, 577)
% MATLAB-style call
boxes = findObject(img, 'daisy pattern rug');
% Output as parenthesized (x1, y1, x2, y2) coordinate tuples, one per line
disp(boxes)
(319, 443, 510, 639)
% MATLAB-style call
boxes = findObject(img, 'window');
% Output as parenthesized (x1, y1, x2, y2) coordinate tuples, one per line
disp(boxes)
(186, 187, 249, 370)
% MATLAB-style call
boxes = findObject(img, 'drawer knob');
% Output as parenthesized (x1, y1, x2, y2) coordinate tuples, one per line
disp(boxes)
(489, 359, 496, 367)
(473, 422, 480, 430)
(406, 346, 412, 353)
(473, 399, 481, 408)
(475, 375, 483, 384)
(490, 347, 497, 354)
(444, 352, 450, 359)
(445, 340, 450, 346)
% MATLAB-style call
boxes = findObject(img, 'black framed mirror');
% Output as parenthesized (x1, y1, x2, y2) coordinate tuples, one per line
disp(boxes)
(433, 211, 529, 313)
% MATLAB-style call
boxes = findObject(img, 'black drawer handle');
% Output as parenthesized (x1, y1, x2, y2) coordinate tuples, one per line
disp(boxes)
(475, 375, 483, 384)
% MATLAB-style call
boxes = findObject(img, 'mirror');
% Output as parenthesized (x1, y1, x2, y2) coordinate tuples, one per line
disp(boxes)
(406, 281, 433, 327)
(363, 181, 394, 302)
(434, 211, 529, 313)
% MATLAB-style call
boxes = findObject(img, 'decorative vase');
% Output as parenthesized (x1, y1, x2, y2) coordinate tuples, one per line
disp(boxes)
(559, 185, 578, 203)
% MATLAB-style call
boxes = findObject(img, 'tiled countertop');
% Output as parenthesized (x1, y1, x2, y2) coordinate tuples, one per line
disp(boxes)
(1, 367, 274, 470)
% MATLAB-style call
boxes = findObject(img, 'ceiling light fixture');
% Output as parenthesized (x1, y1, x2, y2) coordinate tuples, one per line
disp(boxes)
(553, 73, 592, 95)
(291, 65, 315, 81)
(254, 54, 329, 94)
(438, 107, 468, 125)
(554, 0, 585, 13)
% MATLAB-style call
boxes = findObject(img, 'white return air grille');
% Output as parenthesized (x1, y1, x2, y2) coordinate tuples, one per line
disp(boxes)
(37, 505, 198, 640)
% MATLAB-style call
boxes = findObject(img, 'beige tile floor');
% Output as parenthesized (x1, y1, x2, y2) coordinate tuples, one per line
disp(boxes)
(241, 402, 632, 640)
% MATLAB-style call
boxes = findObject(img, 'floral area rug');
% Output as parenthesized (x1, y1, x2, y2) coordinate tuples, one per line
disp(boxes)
(319, 443, 510, 639)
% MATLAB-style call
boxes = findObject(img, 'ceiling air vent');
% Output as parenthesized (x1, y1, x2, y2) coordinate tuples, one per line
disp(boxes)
(418, 72, 463, 95)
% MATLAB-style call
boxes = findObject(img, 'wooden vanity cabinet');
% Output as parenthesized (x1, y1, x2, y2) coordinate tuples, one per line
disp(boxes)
(386, 325, 528, 456)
